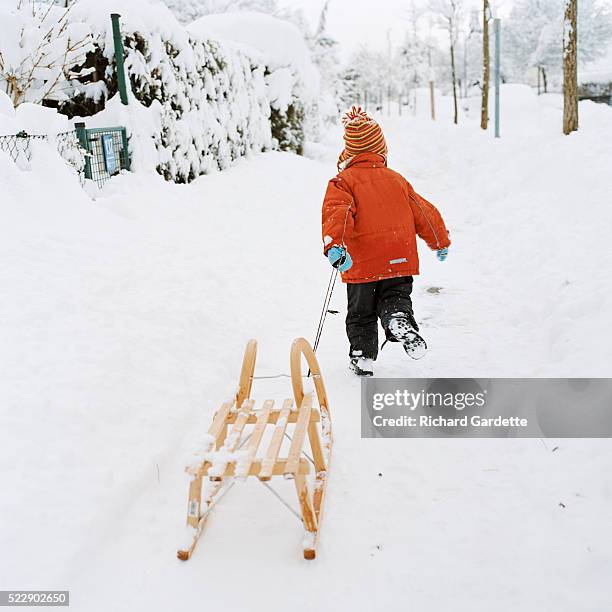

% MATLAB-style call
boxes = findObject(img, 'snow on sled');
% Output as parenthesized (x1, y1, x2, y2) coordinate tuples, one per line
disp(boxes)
(177, 338, 332, 561)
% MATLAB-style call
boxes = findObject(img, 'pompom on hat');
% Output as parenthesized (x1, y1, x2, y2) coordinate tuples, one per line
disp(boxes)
(338, 106, 388, 170)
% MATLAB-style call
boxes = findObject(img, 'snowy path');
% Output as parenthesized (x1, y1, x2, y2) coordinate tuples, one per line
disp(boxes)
(2, 91, 612, 611)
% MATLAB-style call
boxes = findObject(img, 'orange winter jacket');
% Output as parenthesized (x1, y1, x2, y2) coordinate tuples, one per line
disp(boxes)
(321, 153, 451, 283)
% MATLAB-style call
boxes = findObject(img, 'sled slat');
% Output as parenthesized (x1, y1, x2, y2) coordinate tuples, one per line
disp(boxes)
(284, 394, 313, 477)
(259, 399, 293, 481)
(236, 399, 274, 478)
(226, 409, 319, 425)
(209, 399, 254, 481)
(206, 458, 309, 478)
(227, 399, 254, 449)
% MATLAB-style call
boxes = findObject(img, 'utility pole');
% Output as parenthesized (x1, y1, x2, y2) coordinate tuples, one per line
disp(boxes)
(430, 80, 436, 120)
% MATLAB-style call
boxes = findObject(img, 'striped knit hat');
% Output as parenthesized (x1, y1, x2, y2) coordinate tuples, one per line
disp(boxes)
(338, 106, 388, 170)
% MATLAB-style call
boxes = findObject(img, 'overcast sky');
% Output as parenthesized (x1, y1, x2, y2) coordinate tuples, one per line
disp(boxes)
(281, 0, 415, 57)
(279, 0, 512, 58)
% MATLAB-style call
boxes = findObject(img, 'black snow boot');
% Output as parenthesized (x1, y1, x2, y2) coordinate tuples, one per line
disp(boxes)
(349, 357, 374, 377)
(386, 315, 428, 360)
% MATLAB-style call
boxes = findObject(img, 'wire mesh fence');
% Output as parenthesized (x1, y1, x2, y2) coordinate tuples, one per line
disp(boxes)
(75, 125, 130, 188)
(55, 130, 87, 181)
(0, 124, 130, 188)
(0, 129, 85, 182)
(0, 131, 47, 166)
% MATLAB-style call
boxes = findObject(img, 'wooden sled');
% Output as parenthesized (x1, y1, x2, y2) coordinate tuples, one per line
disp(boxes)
(177, 337, 332, 561)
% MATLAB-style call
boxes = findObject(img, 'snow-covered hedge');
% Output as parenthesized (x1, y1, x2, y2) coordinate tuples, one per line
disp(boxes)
(189, 12, 320, 154)
(47, 1, 276, 183)
(0, 0, 320, 183)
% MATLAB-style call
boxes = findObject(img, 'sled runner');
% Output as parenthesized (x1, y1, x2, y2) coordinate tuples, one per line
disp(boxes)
(177, 338, 332, 561)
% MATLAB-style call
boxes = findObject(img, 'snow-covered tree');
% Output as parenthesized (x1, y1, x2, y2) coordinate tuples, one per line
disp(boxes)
(0, 1, 93, 107)
(162, 0, 279, 25)
(430, 0, 463, 124)
(399, 3, 432, 91)
(311, 1, 345, 122)
(457, 9, 480, 98)
(341, 48, 369, 105)
(340, 45, 395, 111)
(504, 0, 612, 86)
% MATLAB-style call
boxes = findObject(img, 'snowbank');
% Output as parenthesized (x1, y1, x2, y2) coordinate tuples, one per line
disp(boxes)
(0, 98, 74, 137)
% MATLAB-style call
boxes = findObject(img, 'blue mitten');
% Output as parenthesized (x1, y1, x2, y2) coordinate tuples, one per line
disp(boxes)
(436, 247, 449, 262)
(327, 246, 353, 272)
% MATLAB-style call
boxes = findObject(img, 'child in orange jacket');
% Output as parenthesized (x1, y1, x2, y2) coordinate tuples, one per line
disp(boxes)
(321, 107, 451, 376)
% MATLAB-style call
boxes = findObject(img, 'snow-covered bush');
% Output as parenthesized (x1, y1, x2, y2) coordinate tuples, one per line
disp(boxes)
(46, 1, 273, 183)
(0, 1, 94, 107)
(189, 12, 320, 154)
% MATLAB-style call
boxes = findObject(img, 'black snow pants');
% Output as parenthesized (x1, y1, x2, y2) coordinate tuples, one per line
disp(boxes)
(346, 276, 417, 360)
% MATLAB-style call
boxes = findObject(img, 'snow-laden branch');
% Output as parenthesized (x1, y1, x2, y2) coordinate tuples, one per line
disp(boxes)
(0, 0, 94, 107)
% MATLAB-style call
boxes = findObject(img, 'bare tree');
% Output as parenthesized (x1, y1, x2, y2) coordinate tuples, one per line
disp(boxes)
(462, 10, 478, 98)
(431, 0, 463, 125)
(480, 0, 490, 129)
(563, 0, 578, 134)
(0, 1, 93, 107)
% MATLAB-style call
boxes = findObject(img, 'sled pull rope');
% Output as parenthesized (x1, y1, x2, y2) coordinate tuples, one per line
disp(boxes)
(311, 200, 353, 361)
(312, 266, 339, 354)
(252, 372, 323, 380)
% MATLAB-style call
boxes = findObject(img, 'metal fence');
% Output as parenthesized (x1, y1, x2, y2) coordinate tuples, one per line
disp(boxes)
(0, 124, 130, 188)
(0, 129, 85, 182)
(75, 124, 130, 188)
(56, 130, 86, 179)
(0, 131, 49, 165)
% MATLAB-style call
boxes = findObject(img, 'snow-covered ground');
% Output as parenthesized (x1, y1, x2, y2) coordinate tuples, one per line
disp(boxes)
(1, 86, 611, 611)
